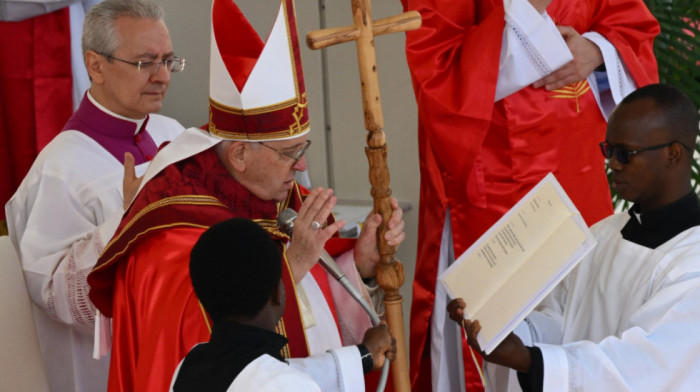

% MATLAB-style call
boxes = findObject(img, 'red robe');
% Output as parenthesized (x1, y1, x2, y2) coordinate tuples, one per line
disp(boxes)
(0, 8, 73, 219)
(88, 147, 355, 392)
(400, 0, 659, 389)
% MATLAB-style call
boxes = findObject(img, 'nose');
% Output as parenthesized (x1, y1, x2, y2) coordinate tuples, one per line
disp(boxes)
(608, 155, 623, 171)
(150, 61, 171, 84)
(293, 155, 307, 172)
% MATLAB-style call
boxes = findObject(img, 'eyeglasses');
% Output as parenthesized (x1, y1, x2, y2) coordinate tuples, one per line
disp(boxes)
(599, 141, 689, 164)
(257, 140, 312, 165)
(99, 53, 186, 74)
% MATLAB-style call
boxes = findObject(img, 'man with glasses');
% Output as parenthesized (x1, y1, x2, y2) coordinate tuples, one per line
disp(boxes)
(448, 83, 700, 391)
(87, 1, 406, 391)
(599, 140, 692, 166)
(5, 1, 185, 391)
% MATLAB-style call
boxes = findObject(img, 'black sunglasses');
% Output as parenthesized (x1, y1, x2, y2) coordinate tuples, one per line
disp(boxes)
(599, 141, 689, 164)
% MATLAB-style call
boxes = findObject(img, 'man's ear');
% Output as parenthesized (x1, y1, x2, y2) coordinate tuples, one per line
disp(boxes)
(667, 142, 684, 167)
(271, 279, 284, 306)
(84, 50, 104, 84)
(225, 141, 249, 172)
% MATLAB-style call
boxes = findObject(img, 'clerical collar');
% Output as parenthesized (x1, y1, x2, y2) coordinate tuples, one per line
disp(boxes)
(87, 91, 147, 133)
(62, 92, 158, 165)
(621, 192, 700, 249)
(208, 321, 288, 361)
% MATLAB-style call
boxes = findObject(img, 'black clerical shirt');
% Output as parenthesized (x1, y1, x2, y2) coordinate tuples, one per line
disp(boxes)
(172, 321, 289, 392)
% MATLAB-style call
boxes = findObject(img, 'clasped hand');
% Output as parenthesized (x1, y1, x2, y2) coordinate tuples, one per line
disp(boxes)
(533, 25, 603, 91)
(363, 324, 398, 370)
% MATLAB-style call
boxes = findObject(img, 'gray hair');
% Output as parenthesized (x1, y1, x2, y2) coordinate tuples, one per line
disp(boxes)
(82, 0, 165, 58)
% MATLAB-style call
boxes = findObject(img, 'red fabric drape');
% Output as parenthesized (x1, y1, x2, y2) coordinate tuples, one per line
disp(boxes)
(0, 8, 73, 219)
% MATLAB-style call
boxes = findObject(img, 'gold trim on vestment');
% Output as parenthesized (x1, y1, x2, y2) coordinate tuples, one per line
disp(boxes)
(262, 219, 311, 358)
(96, 222, 212, 272)
(199, 301, 212, 334)
(256, 218, 289, 239)
(94, 196, 227, 271)
(550, 80, 591, 113)
(275, 319, 291, 358)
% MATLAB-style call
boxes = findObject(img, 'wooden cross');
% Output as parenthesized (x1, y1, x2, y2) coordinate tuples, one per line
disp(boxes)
(307, 3, 421, 391)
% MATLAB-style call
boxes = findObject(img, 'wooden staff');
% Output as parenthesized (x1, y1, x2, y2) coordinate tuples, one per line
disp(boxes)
(306, 4, 421, 391)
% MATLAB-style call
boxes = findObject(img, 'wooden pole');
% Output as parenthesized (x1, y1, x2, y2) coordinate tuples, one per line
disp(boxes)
(306, 4, 421, 392)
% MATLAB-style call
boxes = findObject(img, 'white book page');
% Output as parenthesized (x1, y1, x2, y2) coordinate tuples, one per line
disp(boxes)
(439, 173, 596, 353)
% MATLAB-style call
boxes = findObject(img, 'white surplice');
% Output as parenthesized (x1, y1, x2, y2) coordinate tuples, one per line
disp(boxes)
(229, 354, 322, 392)
(170, 353, 323, 392)
(5, 107, 183, 392)
(486, 211, 700, 391)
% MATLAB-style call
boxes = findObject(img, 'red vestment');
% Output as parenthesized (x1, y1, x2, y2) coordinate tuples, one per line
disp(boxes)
(88, 147, 356, 392)
(0, 8, 73, 219)
(400, 0, 659, 389)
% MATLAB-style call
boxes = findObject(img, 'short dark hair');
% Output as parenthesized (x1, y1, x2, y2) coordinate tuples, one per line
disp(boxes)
(620, 84, 699, 147)
(189, 218, 282, 321)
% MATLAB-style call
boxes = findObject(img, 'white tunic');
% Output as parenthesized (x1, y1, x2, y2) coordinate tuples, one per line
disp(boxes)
(5, 109, 183, 392)
(486, 211, 700, 391)
(170, 346, 362, 392)
(170, 354, 322, 392)
(230, 355, 322, 392)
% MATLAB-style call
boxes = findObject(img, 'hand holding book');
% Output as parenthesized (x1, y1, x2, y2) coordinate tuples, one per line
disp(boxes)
(447, 298, 532, 374)
(438, 173, 596, 354)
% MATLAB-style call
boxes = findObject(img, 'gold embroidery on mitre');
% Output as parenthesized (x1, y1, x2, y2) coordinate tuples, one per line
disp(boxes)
(550, 80, 591, 113)
(208, 94, 310, 140)
(209, 124, 310, 141)
(209, 97, 299, 116)
(289, 93, 308, 135)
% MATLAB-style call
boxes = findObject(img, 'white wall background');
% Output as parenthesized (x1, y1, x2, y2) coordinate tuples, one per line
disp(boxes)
(157, 0, 420, 347)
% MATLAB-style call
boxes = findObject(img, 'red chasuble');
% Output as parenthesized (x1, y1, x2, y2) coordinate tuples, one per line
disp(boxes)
(400, 0, 659, 390)
(89, 147, 354, 392)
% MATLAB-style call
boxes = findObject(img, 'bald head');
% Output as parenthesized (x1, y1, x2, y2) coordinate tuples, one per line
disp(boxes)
(616, 84, 698, 153)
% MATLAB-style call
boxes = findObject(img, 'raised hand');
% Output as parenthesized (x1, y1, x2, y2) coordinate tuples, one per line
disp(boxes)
(285, 187, 345, 283)
(122, 152, 143, 210)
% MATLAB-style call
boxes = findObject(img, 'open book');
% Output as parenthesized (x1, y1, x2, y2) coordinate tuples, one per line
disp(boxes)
(438, 173, 596, 354)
